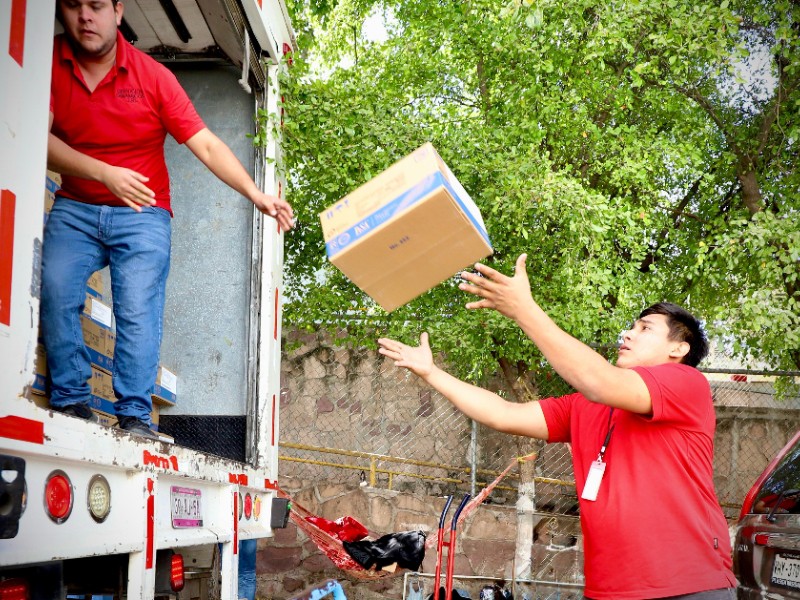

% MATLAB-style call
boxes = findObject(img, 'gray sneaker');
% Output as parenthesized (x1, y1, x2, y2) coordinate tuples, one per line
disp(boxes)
(52, 402, 99, 423)
(118, 416, 160, 441)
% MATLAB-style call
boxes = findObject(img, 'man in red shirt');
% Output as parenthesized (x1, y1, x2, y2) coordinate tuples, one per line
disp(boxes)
(378, 254, 737, 599)
(42, 0, 294, 439)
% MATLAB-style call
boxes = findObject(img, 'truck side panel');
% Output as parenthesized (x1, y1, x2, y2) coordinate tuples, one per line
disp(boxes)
(0, 0, 55, 396)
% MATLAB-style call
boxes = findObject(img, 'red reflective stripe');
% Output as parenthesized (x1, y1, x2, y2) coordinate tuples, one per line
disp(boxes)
(146, 478, 155, 569)
(0, 190, 17, 326)
(8, 0, 26, 66)
(0, 415, 44, 444)
(232, 492, 239, 554)
(264, 479, 277, 490)
(229, 473, 248, 485)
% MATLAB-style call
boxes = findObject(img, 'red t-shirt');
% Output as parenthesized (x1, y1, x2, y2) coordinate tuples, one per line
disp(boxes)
(50, 31, 205, 214)
(540, 363, 736, 599)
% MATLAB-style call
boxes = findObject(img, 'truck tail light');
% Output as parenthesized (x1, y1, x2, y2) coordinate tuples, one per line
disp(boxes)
(44, 470, 73, 523)
(87, 474, 111, 523)
(244, 493, 253, 520)
(170, 554, 185, 591)
(0, 578, 29, 599)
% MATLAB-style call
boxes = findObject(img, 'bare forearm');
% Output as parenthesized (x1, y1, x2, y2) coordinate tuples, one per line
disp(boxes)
(48, 133, 107, 181)
(191, 134, 259, 200)
(423, 366, 548, 439)
(513, 301, 618, 403)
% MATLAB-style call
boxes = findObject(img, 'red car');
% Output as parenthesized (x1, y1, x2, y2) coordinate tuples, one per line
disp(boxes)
(734, 430, 800, 598)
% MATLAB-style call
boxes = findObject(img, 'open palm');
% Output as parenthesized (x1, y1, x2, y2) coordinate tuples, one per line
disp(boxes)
(377, 333, 434, 379)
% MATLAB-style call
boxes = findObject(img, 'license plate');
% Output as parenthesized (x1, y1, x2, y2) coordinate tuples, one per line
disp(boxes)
(171, 486, 203, 528)
(772, 554, 800, 589)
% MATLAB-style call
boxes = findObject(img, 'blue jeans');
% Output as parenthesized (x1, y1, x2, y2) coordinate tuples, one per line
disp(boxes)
(238, 539, 257, 600)
(40, 198, 171, 424)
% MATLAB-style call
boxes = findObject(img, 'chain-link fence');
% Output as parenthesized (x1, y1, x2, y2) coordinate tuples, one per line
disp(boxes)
(279, 328, 800, 522)
(274, 328, 799, 596)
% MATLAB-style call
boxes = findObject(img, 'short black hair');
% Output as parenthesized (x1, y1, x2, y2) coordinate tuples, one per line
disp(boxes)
(638, 302, 709, 367)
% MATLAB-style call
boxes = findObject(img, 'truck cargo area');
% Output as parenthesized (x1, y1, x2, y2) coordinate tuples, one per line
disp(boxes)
(0, 0, 295, 598)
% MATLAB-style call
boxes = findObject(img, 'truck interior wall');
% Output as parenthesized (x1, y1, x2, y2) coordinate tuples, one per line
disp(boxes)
(158, 63, 257, 461)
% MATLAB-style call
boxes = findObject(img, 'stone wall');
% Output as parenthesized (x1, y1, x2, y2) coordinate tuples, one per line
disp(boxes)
(279, 329, 800, 510)
(254, 477, 582, 600)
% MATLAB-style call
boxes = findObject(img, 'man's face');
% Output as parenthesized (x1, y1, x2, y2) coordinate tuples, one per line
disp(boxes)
(59, 0, 122, 59)
(616, 313, 687, 368)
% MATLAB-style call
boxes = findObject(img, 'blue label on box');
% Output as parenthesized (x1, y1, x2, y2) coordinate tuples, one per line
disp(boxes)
(325, 171, 491, 258)
(86, 345, 114, 373)
(32, 373, 48, 394)
(153, 383, 176, 404)
(87, 394, 115, 416)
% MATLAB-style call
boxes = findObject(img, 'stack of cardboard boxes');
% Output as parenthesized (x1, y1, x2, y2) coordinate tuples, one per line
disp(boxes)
(29, 171, 178, 439)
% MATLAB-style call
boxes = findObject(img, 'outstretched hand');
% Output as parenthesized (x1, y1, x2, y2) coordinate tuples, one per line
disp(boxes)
(251, 191, 295, 231)
(459, 254, 534, 321)
(377, 333, 434, 379)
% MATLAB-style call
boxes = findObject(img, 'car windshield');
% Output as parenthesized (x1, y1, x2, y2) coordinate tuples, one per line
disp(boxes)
(752, 438, 800, 515)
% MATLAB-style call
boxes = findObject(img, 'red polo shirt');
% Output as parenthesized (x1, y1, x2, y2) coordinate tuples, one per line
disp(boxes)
(50, 31, 205, 214)
(540, 363, 736, 599)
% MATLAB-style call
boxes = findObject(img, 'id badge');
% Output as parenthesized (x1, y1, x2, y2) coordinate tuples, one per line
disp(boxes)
(581, 459, 606, 501)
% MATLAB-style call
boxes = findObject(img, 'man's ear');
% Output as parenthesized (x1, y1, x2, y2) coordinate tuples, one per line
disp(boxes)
(670, 341, 690, 360)
(115, 1, 124, 26)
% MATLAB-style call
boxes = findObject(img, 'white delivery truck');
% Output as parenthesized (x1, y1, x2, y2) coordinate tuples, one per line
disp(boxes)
(0, 1, 295, 598)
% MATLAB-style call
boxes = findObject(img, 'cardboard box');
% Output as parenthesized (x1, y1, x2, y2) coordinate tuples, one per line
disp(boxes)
(82, 295, 113, 327)
(152, 365, 177, 406)
(27, 370, 161, 433)
(32, 324, 114, 393)
(44, 170, 61, 217)
(81, 315, 114, 373)
(30, 343, 49, 396)
(86, 366, 115, 415)
(319, 143, 492, 311)
(86, 270, 105, 299)
(85, 406, 162, 432)
(95, 412, 118, 427)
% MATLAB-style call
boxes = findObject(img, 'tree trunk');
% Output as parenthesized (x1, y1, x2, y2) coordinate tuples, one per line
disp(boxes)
(514, 436, 543, 582)
(737, 168, 763, 214)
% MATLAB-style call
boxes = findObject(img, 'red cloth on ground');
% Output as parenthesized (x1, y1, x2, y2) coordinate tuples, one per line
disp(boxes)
(540, 363, 736, 599)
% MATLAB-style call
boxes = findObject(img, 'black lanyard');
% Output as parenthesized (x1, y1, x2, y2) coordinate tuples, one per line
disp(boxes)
(597, 408, 615, 462)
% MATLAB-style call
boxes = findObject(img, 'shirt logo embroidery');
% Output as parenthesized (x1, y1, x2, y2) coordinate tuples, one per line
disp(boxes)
(117, 88, 144, 103)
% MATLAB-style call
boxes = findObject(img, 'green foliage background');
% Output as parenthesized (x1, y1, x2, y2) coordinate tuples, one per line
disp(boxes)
(268, 0, 799, 390)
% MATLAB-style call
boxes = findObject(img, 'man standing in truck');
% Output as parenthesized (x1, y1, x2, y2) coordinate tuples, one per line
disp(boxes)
(43, 0, 294, 439)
